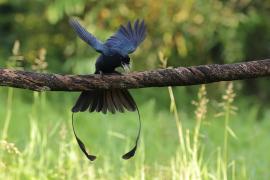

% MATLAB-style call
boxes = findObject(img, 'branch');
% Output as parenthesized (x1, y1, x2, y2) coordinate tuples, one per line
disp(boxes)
(0, 59, 270, 92)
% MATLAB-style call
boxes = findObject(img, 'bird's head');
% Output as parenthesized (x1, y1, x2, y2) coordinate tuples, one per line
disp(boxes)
(120, 56, 131, 72)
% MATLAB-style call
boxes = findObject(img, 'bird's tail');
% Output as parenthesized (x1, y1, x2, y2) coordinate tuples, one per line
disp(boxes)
(71, 89, 141, 160)
(72, 89, 136, 113)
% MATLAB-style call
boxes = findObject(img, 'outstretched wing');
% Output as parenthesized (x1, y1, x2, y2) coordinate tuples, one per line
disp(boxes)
(69, 18, 106, 53)
(105, 19, 147, 55)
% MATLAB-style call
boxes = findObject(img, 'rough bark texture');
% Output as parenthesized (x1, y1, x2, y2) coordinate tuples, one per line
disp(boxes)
(0, 59, 270, 92)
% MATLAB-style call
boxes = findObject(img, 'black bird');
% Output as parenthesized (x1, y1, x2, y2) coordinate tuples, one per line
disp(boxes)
(69, 18, 147, 161)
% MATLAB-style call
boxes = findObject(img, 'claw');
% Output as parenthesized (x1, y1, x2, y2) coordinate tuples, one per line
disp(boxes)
(121, 62, 130, 72)
(98, 70, 104, 78)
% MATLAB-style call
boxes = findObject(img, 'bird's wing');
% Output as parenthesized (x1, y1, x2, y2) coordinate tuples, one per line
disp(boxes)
(105, 19, 147, 55)
(69, 18, 106, 54)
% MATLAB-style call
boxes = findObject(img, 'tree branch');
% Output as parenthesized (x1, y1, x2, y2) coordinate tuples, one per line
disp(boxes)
(0, 59, 270, 92)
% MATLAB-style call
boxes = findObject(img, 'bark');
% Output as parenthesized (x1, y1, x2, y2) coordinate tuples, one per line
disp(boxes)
(0, 59, 269, 92)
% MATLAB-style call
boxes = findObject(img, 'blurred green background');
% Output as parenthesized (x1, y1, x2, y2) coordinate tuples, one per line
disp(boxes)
(1, 0, 270, 179)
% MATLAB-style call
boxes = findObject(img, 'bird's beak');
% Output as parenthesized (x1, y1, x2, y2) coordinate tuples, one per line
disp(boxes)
(121, 63, 130, 72)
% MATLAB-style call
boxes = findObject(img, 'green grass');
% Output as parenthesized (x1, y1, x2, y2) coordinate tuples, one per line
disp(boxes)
(0, 83, 270, 179)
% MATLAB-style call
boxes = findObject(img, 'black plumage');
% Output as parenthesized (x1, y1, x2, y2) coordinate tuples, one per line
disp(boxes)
(70, 18, 146, 161)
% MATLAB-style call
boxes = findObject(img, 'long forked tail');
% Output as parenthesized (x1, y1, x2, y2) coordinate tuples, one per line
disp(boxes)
(71, 89, 141, 160)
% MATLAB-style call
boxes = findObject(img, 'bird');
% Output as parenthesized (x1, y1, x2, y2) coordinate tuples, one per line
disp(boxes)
(69, 18, 147, 161)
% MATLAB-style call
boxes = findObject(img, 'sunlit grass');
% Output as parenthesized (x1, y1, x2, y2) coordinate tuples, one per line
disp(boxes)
(1, 85, 270, 179)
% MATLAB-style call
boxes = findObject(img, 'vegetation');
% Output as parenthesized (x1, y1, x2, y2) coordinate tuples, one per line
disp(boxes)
(0, 0, 270, 179)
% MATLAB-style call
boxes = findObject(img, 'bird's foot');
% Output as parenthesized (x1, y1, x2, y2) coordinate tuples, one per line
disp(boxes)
(98, 70, 104, 78)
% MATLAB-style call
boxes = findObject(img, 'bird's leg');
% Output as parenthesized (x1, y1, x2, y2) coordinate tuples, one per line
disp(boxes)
(98, 70, 104, 78)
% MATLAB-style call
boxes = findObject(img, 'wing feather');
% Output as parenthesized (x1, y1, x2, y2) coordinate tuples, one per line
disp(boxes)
(134, 20, 140, 39)
(105, 19, 147, 55)
(69, 18, 106, 53)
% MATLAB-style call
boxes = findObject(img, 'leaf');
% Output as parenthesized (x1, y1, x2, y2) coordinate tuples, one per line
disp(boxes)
(227, 127, 238, 140)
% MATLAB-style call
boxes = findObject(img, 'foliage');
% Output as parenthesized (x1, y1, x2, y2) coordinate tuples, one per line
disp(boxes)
(1, 81, 270, 179)
(1, 1, 270, 179)
(1, 0, 270, 98)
